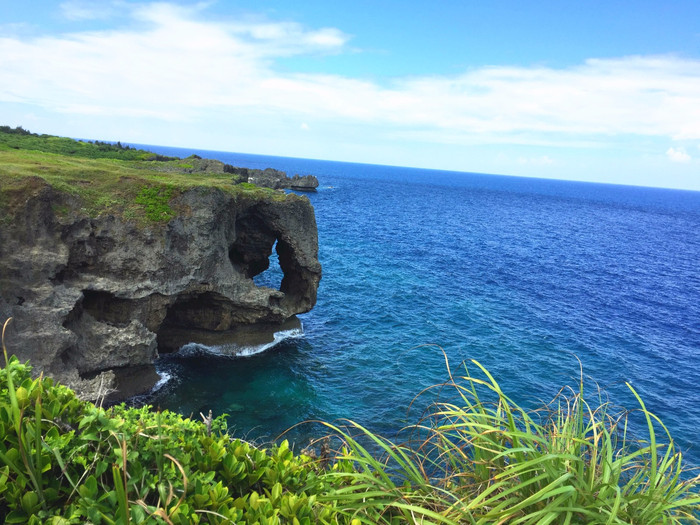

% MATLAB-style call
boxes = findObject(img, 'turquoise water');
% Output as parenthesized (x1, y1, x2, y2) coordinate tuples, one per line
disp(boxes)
(136, 145, 700, 466)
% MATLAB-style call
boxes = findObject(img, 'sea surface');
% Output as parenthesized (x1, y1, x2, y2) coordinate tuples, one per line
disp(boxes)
(132, 144, 700, 467)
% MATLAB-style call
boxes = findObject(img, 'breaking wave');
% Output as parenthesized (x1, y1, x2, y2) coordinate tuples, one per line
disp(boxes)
(173, 326, 304, 359)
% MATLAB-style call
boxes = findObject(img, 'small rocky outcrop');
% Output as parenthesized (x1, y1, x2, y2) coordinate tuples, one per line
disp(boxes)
(232, 167, 319, 191)
(287, 174, 320, 191)
(0, 177, 321, 400)
(152, 159, 320, 192)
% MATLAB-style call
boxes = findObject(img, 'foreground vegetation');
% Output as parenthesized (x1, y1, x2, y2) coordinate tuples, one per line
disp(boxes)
(1, 319, 698, 524)
(0, 126, 284, 225)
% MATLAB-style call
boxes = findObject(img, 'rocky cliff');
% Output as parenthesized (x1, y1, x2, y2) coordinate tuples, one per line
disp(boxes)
(245, 169, 319, 191)
(0, 175, 321, 400)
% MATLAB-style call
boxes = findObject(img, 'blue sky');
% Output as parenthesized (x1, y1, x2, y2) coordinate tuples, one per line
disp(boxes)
(2, 1, 700, 190)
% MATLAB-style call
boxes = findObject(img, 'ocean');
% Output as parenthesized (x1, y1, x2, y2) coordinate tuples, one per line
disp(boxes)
(131, 144, 700, 467)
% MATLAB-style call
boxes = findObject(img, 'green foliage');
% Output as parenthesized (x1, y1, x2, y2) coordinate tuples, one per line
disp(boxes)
(1, 318, 698, 523)
(134, 185, 175, 222)
(237, 182, 284, 199)
(0, 126, 32, 136)
(0, 319, 340, 524)
(0, 126, 175, 162)
(305, 357, 700, 524)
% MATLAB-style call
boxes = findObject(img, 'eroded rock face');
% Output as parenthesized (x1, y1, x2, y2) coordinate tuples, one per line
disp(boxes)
(0, 178, 321, 400)
(240, 168, 319, 191)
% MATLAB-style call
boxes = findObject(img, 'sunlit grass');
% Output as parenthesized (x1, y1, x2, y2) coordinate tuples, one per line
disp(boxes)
(304, 354, 700, 524)
(0, 148, 286, 225)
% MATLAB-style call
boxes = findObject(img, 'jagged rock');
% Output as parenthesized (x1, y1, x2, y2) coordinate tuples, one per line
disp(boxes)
(0, 177, 321, 400)
(158, 161, 320, 191)
(189, 157, 228, 173)
(288, 174, 320, 191)
(246, 168, 290, 189)
(230, 167, 319, 191)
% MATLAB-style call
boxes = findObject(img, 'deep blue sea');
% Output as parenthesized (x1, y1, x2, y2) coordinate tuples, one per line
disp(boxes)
(132, 144, 700, 467)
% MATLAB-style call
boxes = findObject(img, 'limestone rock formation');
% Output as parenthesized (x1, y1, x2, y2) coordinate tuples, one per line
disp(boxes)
(150, 160, 320, 191)
(287, 174, 320, 191)
(0, 177, 321, 400)
(233, 168, 319, 191)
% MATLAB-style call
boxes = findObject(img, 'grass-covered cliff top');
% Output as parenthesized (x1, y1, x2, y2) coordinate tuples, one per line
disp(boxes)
(0, 126, 177, 162)
(0, 126, 289, 224)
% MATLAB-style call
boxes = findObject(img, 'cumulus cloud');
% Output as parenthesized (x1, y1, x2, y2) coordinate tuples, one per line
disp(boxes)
(2, 2, 700, 150)
(666, 147, 691, 163)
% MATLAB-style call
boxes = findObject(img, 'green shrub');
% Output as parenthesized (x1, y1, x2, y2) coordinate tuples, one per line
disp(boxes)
(1, 318, 698, 524)
(0, 319, 340, 524)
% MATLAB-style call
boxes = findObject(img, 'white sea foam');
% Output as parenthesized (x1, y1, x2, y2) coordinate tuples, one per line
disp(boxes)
(150, 369, 172, 392)
(174, 325, 304, 358)
(233, 327, 304, 357)
(127, 368, 173, 404)
(176, 342, 224, 357)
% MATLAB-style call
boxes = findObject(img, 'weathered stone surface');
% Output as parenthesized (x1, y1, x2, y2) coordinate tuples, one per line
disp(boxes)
(0, 178, 321, 400)
(233, 167, 319, 191)
(147, 160, 319, 191)
(287, 174, 320, 191)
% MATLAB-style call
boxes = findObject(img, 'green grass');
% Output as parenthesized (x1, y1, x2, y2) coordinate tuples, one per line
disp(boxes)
(1, 319, 698, 523)
(0, 143, 288, 225)
(134, 185, 175, 222)
(305, 356, 700, 524)
(0, 126, 172, 162)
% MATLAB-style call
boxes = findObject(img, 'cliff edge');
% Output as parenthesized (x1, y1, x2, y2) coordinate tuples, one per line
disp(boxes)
(0, 148, 321, 400)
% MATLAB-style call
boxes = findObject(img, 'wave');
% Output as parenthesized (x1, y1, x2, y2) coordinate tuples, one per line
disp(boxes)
(124, 368, 173, 406)
(150, 369, 172, 392)
(174, 324, 304, 358)
(129, 325, 305, 405)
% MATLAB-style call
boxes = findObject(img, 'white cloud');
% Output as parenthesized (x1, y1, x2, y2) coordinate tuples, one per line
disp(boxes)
(666, 147, 691, 163)
(59, 1, 118, 21)
(300, 122, 310, 131)
(2, 2, 700, 152)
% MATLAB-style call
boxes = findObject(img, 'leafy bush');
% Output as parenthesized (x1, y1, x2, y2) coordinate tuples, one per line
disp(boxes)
(1, 318, 698, 523)
(0, 319, 341, 524)
(0, 126, 32, 136)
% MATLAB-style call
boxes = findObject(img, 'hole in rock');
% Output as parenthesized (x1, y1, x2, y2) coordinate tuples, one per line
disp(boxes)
(228, 213, 287, 291)
(50, 267, 67, 285)
(159, 292, 232, 332)
(156, 292, 247, 353)
(253, 240, 284, 290)
(82, 290, 133, 326)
